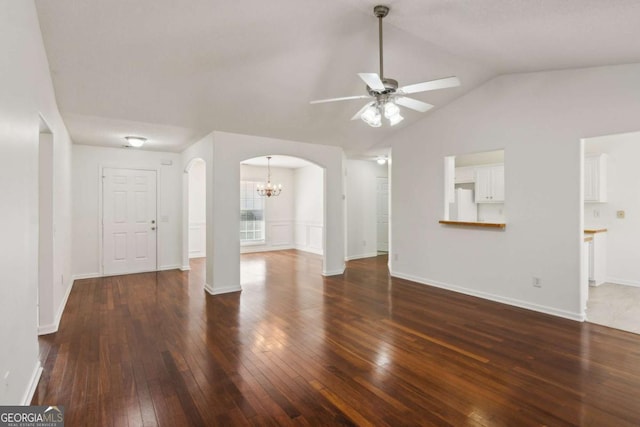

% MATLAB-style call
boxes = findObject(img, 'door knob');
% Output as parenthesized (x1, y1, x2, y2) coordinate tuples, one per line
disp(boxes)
(151, 227, 156, 231)
(151, 220, 156, 224)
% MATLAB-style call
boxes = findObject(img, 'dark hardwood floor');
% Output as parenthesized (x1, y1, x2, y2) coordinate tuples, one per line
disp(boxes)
(33, 250, 640, 426)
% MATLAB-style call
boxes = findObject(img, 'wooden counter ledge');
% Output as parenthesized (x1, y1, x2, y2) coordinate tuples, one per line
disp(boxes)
(439, 220, 506, 229)
(584, 228, 607, 234)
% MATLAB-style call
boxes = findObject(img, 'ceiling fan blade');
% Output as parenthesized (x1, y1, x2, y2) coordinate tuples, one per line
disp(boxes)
(358, 73, 386, 91)
(395, 96, 434, 113)
(351, 101, 375, 121)
(310, 95, 370, 104)
(399, 76, 461, 94)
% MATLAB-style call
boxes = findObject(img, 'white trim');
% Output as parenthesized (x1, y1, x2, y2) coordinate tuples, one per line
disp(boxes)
(21, 361, 43, 405)
(390, 270, 585, 322)
(322, 266, 345, 276)
(242, 245, 295, 254)
(345, 252, 378, 261)
(294, 245, 323, 255)
(606, 277, 640, 288)
(205, 284, 242, 295)
(72, 272, 102, 280)
(158, 264, 181, 271)
(38, 277, 74, 335)
(180, 265, 191, 271)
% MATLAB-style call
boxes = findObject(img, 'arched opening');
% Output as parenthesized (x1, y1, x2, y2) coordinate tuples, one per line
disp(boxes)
(239, 155, 325, 287)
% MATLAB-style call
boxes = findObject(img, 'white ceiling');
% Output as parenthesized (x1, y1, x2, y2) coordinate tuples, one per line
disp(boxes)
(35, 0, 640, 157)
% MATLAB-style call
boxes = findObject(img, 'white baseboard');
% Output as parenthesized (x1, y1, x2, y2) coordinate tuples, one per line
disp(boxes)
(71, 272, 101, 280)
(188, 251, 206, 259)
(322, 266, 345, 276)
(241, 245, 295, 254)
(345, 252, 378, 261)
(204, 283, 242, 295)
(38, 277, 75, 336)
(180, 265, 191, 271)
(606, 277, 640, 288)
(22, 361, 43, 405)
(390, 270, 584, 322)
(295, 245, 323, 255)
(158, 264, 181, 271)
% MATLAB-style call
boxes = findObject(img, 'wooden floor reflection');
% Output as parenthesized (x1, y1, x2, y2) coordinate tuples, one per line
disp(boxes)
(33, 250, 640, 426)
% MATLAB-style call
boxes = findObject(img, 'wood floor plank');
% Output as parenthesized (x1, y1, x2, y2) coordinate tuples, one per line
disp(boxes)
(34, 251, 640, 426)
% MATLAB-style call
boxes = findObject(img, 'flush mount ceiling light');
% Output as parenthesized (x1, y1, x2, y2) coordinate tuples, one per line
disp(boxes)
(256, 156, 282, 198)
(125, 136, 147, 148)
(376, 156, 388, 165)
(310, 5, 461, 127)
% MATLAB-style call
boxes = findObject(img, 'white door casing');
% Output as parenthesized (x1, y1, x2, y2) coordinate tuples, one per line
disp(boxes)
(103, 168, 157, 275)
(377, 177, 389, 252)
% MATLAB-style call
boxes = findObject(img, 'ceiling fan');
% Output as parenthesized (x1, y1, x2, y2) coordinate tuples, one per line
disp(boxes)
(310, 5, 461, 127)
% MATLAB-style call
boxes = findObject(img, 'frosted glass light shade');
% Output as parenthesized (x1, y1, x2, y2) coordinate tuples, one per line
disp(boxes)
(125, 136, 147, 147)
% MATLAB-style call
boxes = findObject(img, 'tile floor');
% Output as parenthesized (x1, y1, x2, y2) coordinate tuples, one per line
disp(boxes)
(587, 283, 640, 334)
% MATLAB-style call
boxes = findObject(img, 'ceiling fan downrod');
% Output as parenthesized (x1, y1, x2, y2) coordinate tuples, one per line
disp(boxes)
(374, 5, 389, 80)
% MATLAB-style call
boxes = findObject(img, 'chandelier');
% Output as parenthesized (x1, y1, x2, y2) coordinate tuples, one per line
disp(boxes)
(256, 156, 282, 197)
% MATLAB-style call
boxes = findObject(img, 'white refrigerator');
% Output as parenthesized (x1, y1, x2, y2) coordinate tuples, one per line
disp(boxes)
(449, 188, 478, 221)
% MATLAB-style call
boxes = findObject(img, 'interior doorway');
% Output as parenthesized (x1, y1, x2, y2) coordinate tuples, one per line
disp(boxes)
(376, 176, 389, 253)
(582, 131, 640, 334)
(187, 159, 207, 260)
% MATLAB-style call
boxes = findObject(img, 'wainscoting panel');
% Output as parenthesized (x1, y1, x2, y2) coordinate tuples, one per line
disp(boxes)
(294, 222, 323, 255)
(270, 222, 293, 247)
(188, 222, 206, 258)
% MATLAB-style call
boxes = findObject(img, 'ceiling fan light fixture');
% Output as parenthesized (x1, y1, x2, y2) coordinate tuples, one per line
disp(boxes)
(389, 112, 404, 126)
(383, 101, 400, 119)
(361, 105, 382, 127)
(309, 4, 460, 128)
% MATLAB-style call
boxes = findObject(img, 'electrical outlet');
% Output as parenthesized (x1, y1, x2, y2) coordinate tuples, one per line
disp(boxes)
(362, 240, 367, 247)
(617, 210, 625, 219)
(532, 277, 542, 288)
(393, 253, 399, 261)
(593, 209, 600, 218)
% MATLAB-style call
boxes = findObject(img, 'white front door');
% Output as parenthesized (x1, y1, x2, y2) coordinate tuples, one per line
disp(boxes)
(103, 168, 157, 276)
(376, 177, 389, 252)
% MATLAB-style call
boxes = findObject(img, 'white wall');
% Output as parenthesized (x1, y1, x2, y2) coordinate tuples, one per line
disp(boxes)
(345, 160, 379, 260)
(188, 159, 206, 258)
(585, 131, 640, 286)
(294, 165, 324, 254)
(240, 164, 295, 253)
(0, 1, 73, 404)
(72, 145, 183, 277)
(390, 63, 640, 321)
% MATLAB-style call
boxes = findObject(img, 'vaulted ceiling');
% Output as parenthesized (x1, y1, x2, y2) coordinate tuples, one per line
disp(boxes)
(35, 0, 640, 156)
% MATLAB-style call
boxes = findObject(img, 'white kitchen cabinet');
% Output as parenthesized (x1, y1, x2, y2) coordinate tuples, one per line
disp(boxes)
(454, 166, 476, 184)
(475, 164, 504, 203)
(584, 154, 607, 203)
